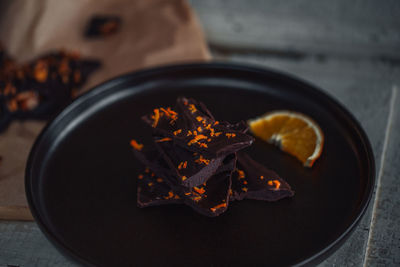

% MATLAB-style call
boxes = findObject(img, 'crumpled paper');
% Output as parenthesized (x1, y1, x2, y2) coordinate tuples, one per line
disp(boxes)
(0, 0, 210, 220)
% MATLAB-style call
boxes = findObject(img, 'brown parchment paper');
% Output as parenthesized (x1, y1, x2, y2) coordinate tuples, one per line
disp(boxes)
(0, 0, 210, 220)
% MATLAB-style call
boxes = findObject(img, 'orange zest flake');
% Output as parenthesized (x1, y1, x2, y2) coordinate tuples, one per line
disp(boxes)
(34, 60, 49, 82)
(160, 107, 178, 124)
(183, 99, 189, 105)
(192, 195, 202, 202)
(164, 191, 174, 200)
(178, 162, 183, 169)
(268, 180, 281, 190)
(151, 108, 161, 127)
(156, 178, 163, 183)
(242, 187, 248, 192)
(155, 137, 172, 142)
(187, 134, 207, 146)
(237, 169, 245, 179)
(174, 194, 180, 199)
(188, 104, 197, 113)
(214, 121, 219, 125)
(207, 138, 212, 142)
(193, 131, 198, 136)
(148, 182, 154, 187)
(226, 133, 236, 138)
(160, 107, 177, 117)
(187, 130, 193, 136)
(182, 176, 187, 181)
(168, 107, 178, 115)
(243, 181, 248, 185)
(184, 192, 191, 196)
(204, 123, 215, 135)
(214, 132, 222, 137)
(173, 129, 182, 136)
(210, 128, 215, 136)
(196, 116, 203, 122)
(195, 155, 210, 165)
(199, 143, 208, 148)
(193, 186, 206, 195)
(138, 174, 144, 180)
(260, 175, 264, 180)
(197, 126, 202, 132)
(178, 161, 188, 170)
(130, 139, 144, 150)
(210, 203, 227, 212)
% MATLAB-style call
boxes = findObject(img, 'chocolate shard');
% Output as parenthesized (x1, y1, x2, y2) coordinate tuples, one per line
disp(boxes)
(154, 137, 225, 188)
(173, 98, 254, 158)
(133, 146, 236, 217)
(141, 97, 214, 136)
(132, 147, 182, 193)
(142, 97, 254, 158)
(137, 169, 182, 208)
(231, 152, 294, 201)
(181, 154, 236, 217)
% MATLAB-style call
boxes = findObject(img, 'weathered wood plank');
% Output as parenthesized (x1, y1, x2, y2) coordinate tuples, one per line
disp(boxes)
(365, 86, 400, 267)
(190, 0, 400, 59)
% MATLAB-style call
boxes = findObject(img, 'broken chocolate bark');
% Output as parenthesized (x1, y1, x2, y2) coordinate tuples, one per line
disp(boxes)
(142, 97, 254, 158)
(131, 97, 294, 217)
(135, 148, 236, 217)
(154, 137, 225, 188)
(136, 168, 181, 208)
(181, 154, 236, 217)
(231, 152, 294, 201)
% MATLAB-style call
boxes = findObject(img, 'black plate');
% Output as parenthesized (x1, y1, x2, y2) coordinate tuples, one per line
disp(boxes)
(26, 63, 375, 266)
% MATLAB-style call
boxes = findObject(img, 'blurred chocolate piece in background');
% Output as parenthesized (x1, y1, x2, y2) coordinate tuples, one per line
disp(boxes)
(0, 47, 101, 132)
(84, 15, 122, 38)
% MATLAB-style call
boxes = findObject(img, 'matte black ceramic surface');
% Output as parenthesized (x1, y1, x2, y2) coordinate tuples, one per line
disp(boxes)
(26, 63, 375, 266)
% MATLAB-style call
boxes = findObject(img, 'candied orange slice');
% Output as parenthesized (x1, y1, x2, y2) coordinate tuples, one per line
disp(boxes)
(248, 111, 324, 167)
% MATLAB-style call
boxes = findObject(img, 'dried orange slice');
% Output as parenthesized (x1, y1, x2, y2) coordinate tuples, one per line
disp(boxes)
(248, 111, 324, 167)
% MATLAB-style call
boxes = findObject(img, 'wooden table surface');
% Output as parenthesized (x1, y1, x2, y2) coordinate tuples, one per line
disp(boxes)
(1, 1, 400, 266)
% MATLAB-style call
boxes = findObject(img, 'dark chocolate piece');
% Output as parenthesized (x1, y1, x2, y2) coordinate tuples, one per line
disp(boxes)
(154, 137, 225, 188)
(142, 97, 254, 158)
(132, 148, 181, 192)
(133, 147, 235, 216)
(231, 152, 294, 201)
(84, 16, 122, 38)
(137, 168, 181, 208)
(181, 154, 236, 217)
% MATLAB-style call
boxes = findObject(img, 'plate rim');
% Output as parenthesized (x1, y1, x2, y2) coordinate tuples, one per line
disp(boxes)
(25, 62, 376, 266)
